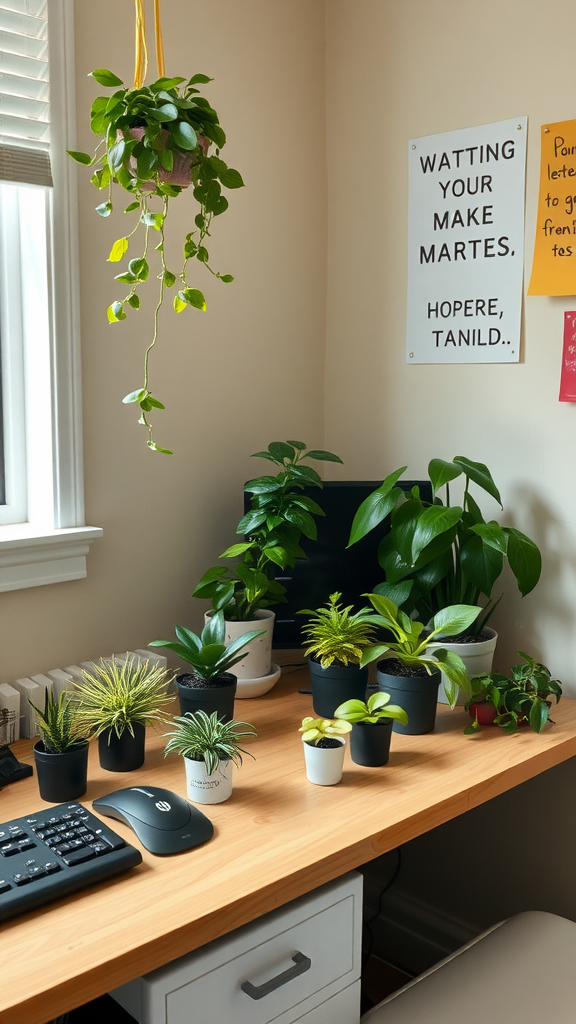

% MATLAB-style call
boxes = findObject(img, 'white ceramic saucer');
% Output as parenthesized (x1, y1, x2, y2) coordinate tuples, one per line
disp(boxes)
(235, 663, 282, 699)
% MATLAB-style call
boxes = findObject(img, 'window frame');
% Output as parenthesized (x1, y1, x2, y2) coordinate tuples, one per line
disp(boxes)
(0, 0, 102, 592)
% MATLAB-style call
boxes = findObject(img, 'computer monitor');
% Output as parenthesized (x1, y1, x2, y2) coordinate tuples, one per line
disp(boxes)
(243, 479, 432, 649)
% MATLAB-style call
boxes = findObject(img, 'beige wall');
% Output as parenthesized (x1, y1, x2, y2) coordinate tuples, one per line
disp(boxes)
(323, 0, 576, 941)
(325, 0, 576, 693)
(0, 0, 327, 683)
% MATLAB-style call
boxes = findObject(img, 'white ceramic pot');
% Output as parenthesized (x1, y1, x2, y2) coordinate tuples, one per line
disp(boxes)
(184, 756, 233, 804)
(302, 737, 346, 786)
(205, 609, 278, 694)
(432, 628, 498, 705)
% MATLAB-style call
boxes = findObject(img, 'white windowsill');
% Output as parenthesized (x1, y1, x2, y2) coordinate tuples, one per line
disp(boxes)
(0, 524, 103, 592)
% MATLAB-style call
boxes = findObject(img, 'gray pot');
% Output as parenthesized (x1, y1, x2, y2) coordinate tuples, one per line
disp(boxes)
(376, 662, 440, 735)
(308, 659, 368, 718)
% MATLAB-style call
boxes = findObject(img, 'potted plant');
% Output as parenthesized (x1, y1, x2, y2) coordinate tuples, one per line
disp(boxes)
(465, 652, 562, 735)
(74, 655, 173, 772)
(359, 595, 479, 734)
(30, 691, 90, 802)
(164, 710, 257, 804)
(298, 716, 352, 786)
(347, 457, 542, 699)
(69, 68, 243, 454)
(150, 611, 265, 722)
(298, 592, 376, 717)
(192, 440, 342, 696)
(334, 692, 408, 767)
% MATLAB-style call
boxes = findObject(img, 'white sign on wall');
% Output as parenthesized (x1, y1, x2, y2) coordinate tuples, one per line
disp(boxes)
(406, 117, 527, 364)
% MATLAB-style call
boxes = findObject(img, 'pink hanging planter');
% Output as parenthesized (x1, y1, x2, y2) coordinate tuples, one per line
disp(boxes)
(120, 127, 210, 190)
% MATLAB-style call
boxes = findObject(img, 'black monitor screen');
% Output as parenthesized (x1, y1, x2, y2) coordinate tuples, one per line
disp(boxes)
(244, 479, 432, 649)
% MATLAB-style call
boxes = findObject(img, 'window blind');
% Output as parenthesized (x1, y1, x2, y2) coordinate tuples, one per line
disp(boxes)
(0, 0, 51, 186)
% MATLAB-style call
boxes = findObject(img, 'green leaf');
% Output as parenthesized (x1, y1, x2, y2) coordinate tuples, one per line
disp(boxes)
(428, 458, 462, 495)
(529, 700, 549, 732)
(127, 295, 140, 309)
(212, 195, 229, 216)
(460, 534, 503, 598)
(268, 441, 296, 462)
(219, 274, 234, 283)
(95, 201, 112, 217)
(67, 150, 92, 165)
(108, 237, 129, 262)
(505, 528, 542, 597)
(305, 450, 344, 463)
(470, 522, 508, 554)
(163, 270, 176, 287)
(114, 271, 136, 283)
(107, 301, 126, 322)
(189, 73, 213, 84)
(107, 139, 126, 172)
(182, 288, 206, 310)
(89, 68, 124, 87)
(453, 456, 502, 507)
(129, 258, 149, 281)
(219, 167, 244, 189)
(348, 469, 407, 546)
(197, 246, 209, 263)
(141, 212, 164, 231)
(464, 719, 481, 735)
(157, 102, 178, 121)
(411, 505, 463, 562)
(373, 579, 414, 606)
(160, 148, 174, 172)
(123, 389, 147, 404)
(170, 121, 198, 150)
(219, 542, 253, 558)
(147, 442, 173, 455)
(431, 604, 481, 638)
(174, 294, 187, 313)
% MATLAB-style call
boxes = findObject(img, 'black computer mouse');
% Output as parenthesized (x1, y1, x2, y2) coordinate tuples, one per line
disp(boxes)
(93, 785, 214, 856)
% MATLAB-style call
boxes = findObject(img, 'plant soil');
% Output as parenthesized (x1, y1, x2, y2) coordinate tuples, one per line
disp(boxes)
(177, 672, 236, 690)
(379, 658, 430, 678)
(435, 629, 493, 644)
(306, 738, 342, 749)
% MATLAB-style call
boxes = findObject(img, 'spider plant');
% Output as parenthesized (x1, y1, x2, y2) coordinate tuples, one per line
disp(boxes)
(73, 655, 173, 739)
(29, 691, 88, 753)
(164, 710, 257, 775)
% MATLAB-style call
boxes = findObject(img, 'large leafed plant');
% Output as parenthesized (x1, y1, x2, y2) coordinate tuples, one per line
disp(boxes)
(348, 457, 541, 637)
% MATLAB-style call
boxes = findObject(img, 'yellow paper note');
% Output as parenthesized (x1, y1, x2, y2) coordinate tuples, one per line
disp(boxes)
(528, 120, 576, 295)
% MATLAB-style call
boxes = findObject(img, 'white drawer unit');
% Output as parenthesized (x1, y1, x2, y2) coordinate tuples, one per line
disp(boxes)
(111, 871, 363, 1024)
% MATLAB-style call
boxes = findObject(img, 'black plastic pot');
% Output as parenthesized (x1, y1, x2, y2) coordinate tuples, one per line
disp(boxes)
(350, 719, 393, 766)
(33, 742, 89, 802)
(376, 662, 440, 735)
(176, 672, 237, 723)
(98, 723, 146, 772)
(308, 659, 368, 718)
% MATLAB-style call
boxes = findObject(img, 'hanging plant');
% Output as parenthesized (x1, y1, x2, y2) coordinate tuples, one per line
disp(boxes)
(68, 4, 244, 453)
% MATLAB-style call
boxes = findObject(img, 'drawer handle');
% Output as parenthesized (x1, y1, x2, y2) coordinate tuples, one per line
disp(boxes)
(241, 951, 311, 1000)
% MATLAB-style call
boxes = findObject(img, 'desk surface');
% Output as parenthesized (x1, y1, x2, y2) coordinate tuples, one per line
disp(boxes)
(3, 668, 576, 1024)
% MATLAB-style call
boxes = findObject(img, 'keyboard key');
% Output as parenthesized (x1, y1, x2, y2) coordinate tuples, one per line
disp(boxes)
(28, 866, 46, 880)
(19, 841, 36, 852)
(0, 880, 11, 894)
(44, 862, 60, 874)
(8, 829, 26, 839)
(12, 873, 33, 886)
(1, 845, 20, 857)
(54, 843, 72, 855)
(62, 848, 96, 867)
(89, 841, 110, 855)
(100, 833, 126, 851)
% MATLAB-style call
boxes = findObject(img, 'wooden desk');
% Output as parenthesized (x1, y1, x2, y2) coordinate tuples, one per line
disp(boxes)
(2, 668, 576, 1024)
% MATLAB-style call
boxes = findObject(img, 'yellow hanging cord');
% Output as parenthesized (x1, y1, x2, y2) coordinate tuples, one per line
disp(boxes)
(134, 0, 148, 88)
(134, 0, 165, 87)
(153, 0, 165, 78)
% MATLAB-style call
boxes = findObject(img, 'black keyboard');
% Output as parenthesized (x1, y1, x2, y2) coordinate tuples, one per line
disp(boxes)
(0, 801, 142, 922)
